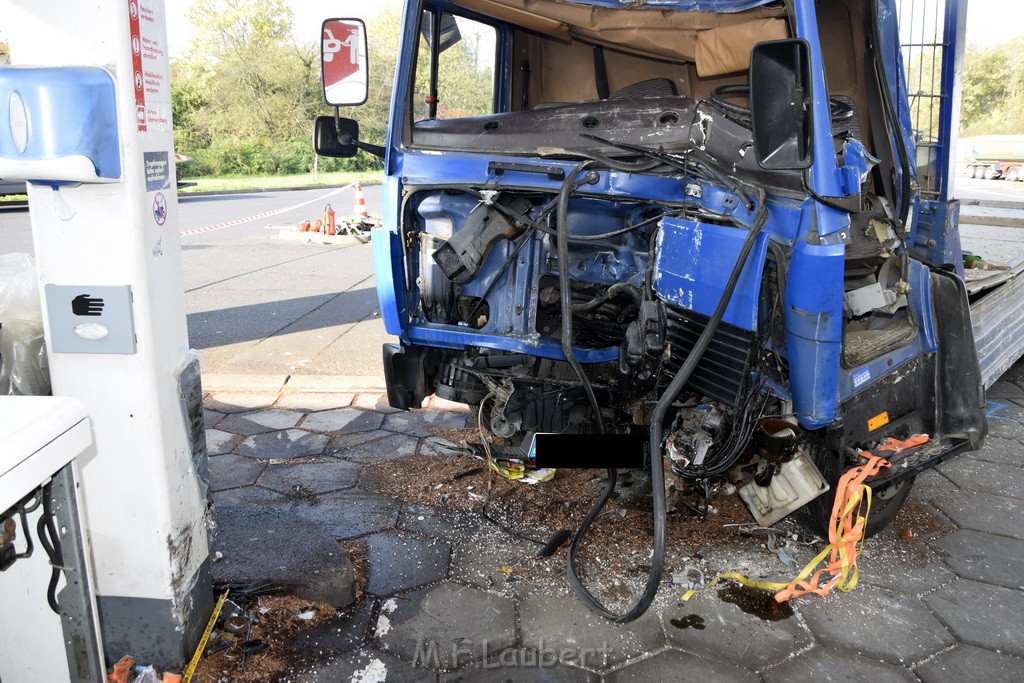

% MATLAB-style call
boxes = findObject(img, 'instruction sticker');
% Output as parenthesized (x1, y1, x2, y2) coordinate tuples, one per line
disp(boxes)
(144, 151, 170, 191)
(128, 0, 172, 132)
(852, 367, 871, 389)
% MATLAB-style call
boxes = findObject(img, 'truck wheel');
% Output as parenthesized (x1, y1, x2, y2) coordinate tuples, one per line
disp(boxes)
(798, 433, 913, 538)
(966, 165, 975, 178)
(1008, 169, 1020, 183)
(974, 166, 987, 179)
(984, 167, 999, 180)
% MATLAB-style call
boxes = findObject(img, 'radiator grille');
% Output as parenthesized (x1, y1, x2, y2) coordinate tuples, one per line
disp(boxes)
(664, 306, 757, 406)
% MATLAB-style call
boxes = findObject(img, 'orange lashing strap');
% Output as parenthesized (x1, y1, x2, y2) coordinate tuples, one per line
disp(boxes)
(772, 452, 891, 602)
(877, 434, 929, 454)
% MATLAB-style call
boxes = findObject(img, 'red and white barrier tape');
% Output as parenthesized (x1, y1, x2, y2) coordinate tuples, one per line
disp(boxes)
(178, 184, 353, 238)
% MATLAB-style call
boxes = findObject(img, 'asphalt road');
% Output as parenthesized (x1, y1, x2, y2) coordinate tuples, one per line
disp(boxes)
(0, 185, 394, 377)
(954, 174, 1024, 205)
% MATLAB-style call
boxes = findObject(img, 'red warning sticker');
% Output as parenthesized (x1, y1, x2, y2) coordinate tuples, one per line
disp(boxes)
(128, 0, 146, 131)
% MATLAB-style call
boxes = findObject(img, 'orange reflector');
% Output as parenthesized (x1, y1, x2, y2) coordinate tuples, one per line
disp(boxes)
(867, 412, 889, 431)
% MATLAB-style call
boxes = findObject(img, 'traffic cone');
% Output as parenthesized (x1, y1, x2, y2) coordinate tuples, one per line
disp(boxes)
(325, 204, 336, 236)
(353, 182, 369, 218)
(312, 218, 323, 233)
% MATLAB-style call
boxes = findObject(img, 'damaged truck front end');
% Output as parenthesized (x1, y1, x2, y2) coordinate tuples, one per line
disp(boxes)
(316, 0, 986, 620)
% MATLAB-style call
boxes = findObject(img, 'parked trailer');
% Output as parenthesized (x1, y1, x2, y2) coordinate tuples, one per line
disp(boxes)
(960, 135, 1024, 180)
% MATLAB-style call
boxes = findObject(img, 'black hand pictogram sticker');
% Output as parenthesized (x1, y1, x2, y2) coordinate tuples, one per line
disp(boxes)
(71, 294, 105, 317)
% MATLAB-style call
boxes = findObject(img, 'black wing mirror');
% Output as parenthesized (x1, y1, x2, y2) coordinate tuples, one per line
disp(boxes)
(750, 39, 814, 170)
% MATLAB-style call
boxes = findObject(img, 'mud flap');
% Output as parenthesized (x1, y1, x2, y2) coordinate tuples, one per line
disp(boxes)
(382, 343, 439, 410)
(931, 268, 987, 445)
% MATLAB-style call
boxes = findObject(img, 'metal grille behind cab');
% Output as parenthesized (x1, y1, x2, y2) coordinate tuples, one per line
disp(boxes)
(664, 305, 756, 407)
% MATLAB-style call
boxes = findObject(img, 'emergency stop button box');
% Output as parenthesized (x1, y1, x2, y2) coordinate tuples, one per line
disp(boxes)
(44, 285, 136, 354)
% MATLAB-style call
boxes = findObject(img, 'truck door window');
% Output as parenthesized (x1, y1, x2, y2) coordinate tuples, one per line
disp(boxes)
(414, 10, 497, 120)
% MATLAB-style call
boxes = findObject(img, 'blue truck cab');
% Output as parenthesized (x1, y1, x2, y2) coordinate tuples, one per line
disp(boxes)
(315, 0, 989, 619)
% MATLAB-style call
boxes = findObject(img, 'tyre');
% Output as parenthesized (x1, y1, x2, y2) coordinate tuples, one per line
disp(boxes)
(974, 165, 987, 179)
(1009, 168, 1021, 183)
(797, 431, 913, 538)
(965, 165, 975, 178)
(984, 166, 999, 180)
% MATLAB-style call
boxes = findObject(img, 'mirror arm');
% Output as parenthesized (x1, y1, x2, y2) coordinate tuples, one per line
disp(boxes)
(332, 106, 384, 159)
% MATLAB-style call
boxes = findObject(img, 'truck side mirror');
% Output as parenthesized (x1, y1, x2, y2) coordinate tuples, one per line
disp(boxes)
(313, 116, 359, 158)
(749, 39, 814, 170)
(321, 19, 368, 106)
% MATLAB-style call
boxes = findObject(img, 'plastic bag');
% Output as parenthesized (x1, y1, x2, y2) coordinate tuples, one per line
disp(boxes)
(0, 253, 51, 396)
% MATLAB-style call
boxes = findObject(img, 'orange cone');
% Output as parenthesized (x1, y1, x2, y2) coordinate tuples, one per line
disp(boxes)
(353, 182, 368, 218)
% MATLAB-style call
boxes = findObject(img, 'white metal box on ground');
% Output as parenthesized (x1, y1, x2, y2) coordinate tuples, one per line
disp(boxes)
(0, 396, 103, 683)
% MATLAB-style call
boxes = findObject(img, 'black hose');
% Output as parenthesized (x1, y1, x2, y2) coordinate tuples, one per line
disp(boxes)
(571, 283, 643, 313)
(35, 483, 64, 615)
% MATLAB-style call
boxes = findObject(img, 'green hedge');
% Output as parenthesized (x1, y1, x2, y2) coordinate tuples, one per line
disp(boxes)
(182, 132, 385, 177)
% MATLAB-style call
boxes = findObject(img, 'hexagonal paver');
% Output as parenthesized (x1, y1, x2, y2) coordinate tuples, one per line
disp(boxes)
(450, 527, 536, 589)
(799, 585, 954, 664)
(277, 393, 353, 411)
(520, 594, 665, 669)
(661, 586, 811, 670)
(915, 643, 1024, 682)
(208, 455, 264, 491)
(340, 432, 419, 462)
(364, 531, 452, 596)
(857, 560, 956, 596)
(326, 429, 392, 458)
(908, 469, 960, 504)
(375, 582, 516, 669)
(986, 381, 1024, 400)
(419, 436, 466, 458)
(967, 436, 1024, 467)
(383, 410, 468, 438)
(932, 491, 1024, 540)
(290, 649, 434, 683)
(204, 409, 225, 429)
(291, 598, 374, 661)
(212, 505, 355, 606)
(204, 391, 279, 414)
(257, 458, 362, 496)
(763, 646, 915, 682)
(443, 656, 599, 682)
(206, 429, 242, 456)
(398, 504, 482, 543)
(936, 458, 1024, 500)
(604, 649, 757, 683)
(293, 489, 401, 539)
(352, 393, 404, 413)
(216, 409, 304, 436)
(981, 400, 1024, 441)
(237, 429, 330, 460)
(302, 408, 385, 435)
(923, 579, 1024, 658)
(212, 485, 288, 508)
(930, 529, 1024, 589)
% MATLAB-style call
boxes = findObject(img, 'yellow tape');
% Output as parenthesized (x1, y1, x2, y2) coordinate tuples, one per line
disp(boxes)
(183, 590, 230, 683)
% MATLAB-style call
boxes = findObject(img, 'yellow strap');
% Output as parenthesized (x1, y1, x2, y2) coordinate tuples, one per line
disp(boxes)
(182, 590, 230, 683)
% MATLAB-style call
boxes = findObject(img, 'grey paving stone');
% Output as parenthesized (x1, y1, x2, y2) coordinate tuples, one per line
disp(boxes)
(986, 381, 1024, 399)
(257, 458, 362, 496)
(932, 490, 1024, 540)
(236, 429, 330, 460)
(923, 579, 1024, 657)
(277, 392, 354, 411)
(420, 436, 468, 458)
(326, 429, 392, 458)
(857, 560, 956, 596)
(930, 529, 1024, 589)
(383, 410, 469, 438)
(605, 649, 757, 683)
(205, 428, 242, 456)
(207, 455, 264, 491)
(661, 585, 811, 670)
(293, 489, 401, 539)
(212, 505, 355, 607)
(443, 656, 599, 682)
(289, 649, 435, 683)
(799, 585, 954, 664)
(936, 457, 1024, 500)
(377, 582, 516, 669)
(916, 643, 1024, 682)
(211, 485, 289, 507)
(763, 646, 916, 683)
(352, 393, 404, 413)
(204, 409, 225, 429)
(982, 400, 1024, 441)
(967, 436, 1024, 467)
(292, 598, 374, 660)
(337, 431, 420, 463)
(520, 594, 666, 669)
(302, 408, 385, 435)
(909, 469, 960, 503)
(398, 505, 483, 543)
(364, 531, 452, 596)
(204, 391, 279, 414)
(450, 527, 536, 589)
(215, 409, 305, 436)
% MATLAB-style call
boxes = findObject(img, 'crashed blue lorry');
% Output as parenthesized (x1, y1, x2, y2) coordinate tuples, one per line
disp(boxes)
(314, 0, 1024, 620)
